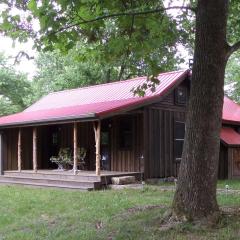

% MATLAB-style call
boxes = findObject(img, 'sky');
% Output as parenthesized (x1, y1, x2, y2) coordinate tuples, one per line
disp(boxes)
(0, 36, 36, 78)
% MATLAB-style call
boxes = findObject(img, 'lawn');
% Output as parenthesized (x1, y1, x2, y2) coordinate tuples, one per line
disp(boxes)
(0, 182, 239, 240)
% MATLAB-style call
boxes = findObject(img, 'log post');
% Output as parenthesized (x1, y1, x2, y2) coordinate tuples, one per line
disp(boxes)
(73, 122, 78, 175)
(94, 121, 101, 176)
(17, 128, 22, 172)
(33, 127, 37, 173)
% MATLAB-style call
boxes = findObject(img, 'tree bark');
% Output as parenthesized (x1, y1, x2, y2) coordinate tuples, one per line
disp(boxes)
(172, 0, 229, 221)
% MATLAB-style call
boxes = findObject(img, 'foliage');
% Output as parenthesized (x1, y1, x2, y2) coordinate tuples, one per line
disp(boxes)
(0, 52, 33, 116)
(0, 0, 188, 79)
(50, 148, 72, 169)
(50, 147, 87, 170)
(32, 49, 121, 100)
(225, 53, 240, 102)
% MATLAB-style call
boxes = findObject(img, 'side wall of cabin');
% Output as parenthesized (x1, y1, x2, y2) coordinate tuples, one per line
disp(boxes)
(143, 78, 230, 180)
(110, 114, 143, 173)
(143, 80, 188, 179)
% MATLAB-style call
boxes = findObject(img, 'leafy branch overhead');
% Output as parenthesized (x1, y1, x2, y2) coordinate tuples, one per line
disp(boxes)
(0, 0, 193, 81)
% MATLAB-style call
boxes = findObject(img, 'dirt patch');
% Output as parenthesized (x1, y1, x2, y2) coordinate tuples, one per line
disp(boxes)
(127, 204, 166, 214)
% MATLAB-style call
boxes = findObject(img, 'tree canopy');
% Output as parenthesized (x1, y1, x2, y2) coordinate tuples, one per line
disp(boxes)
(32, 49, 118, 101)
(225, 53, 240, 102)
(0, 52, 32, 116)
(0, 0, 189, 78)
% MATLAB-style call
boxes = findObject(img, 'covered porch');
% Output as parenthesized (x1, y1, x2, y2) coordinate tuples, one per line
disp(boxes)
(0, 113, 144, 189)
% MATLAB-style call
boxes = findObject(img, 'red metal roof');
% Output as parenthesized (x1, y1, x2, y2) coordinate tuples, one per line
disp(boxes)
(1, 69, 240, 127)
(220, 127, 240, 146)
(0, 70, 189, 127)
(222, 96, 240, 123)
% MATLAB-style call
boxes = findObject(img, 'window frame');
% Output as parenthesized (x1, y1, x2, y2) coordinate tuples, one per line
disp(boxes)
(118, 117, 134, 150)
(174, 121, 185, 162)
(175, 87, 187, 105)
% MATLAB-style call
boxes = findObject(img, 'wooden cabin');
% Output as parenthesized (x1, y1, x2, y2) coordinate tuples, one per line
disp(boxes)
(0, 69, 239, 189)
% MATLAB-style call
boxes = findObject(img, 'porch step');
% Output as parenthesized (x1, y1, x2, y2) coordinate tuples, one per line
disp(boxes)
(4, 171, 101, 182)
(0, 176, 101, 190)
(0, 179, 92, 190)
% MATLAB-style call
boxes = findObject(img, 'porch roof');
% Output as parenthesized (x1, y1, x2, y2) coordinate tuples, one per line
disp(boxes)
(220, 127, 240, 146)
(0, 70, 189, 127)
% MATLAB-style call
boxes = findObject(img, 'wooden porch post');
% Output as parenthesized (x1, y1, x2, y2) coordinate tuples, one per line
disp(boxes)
(73, 122, 78, 175)
(94, 121, 101, 176)
(33, 127, 37, 173)
(17, 128, 22, 172)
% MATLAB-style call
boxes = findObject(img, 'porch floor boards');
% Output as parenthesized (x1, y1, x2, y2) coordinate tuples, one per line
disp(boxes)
(1, 170, 142, 190)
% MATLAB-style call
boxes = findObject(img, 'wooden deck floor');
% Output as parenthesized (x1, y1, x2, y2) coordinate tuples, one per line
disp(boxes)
(4, 169, 141, 177)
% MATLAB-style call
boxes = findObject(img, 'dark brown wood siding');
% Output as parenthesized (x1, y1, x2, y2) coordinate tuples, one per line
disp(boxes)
(218, 143, 228, 179)
(110, 114, 143, 172)
(3, 128, 18, 170)
(143, 80, 189, 179)
(144, 107, 186, 178)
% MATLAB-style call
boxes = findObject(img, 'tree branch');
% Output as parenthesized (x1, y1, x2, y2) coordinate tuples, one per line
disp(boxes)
(228, 41, 240, 57)
(52, 6, 196, 35)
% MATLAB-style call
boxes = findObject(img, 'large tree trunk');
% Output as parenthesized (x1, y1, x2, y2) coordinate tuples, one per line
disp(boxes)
(172, 0, 229, 221)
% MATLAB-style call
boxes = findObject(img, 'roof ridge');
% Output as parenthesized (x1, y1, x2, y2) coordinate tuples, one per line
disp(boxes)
(47, 69, 188, 96)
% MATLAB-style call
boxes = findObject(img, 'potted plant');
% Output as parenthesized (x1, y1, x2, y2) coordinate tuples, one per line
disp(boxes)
(50, 148, 72, 170)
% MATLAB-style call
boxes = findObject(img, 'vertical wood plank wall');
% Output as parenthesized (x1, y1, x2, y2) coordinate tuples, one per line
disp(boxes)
(144, 106, 186, 178)
(218, 143, 228, 179)
(110, 114, 143, 172)
(231, 147, 240, 178)
(144, 88, 188, 179)
(3, 128, 18, 170)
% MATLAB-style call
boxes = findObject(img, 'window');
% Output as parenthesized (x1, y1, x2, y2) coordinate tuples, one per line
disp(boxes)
(175, 87, 187, 105)
(52, 132, 58, 146)
(119, 118, 133, 149)
(174, 121, 185, 161)
(101, 132, 109, 146)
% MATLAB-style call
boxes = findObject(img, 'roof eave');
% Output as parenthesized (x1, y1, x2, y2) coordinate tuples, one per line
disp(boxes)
(222, 119, 240, 126)
(0, 113, 97, 129)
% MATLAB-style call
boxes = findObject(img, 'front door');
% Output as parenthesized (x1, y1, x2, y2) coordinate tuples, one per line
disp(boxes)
(101, 120, 111, 170)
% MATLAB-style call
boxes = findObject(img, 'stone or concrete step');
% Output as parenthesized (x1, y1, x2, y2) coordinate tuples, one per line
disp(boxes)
(0, 176, 101, 190)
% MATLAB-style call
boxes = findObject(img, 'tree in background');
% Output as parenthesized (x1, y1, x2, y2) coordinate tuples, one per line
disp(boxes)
(32, 40, 180, 100)
(225, 53, 240, 102)
(2, 0, 240, 223)
(0, 53, 32, 115)
(32, 49, 119, 100)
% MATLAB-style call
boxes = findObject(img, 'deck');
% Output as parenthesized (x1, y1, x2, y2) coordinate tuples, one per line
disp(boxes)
(1, 170, 142, 190)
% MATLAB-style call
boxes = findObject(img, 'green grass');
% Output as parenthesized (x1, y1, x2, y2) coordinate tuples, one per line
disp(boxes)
(0, 184, 239, 240)
(218, 179, 240, 190)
